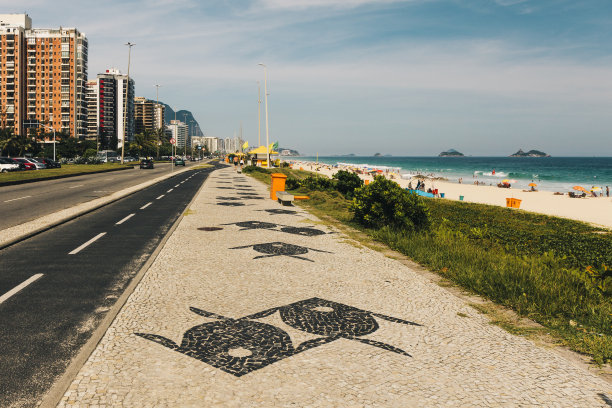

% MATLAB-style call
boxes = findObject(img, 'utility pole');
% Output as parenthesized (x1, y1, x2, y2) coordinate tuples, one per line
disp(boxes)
(121, 42, 135, 164)
(257, 81, 261, 147)
(258, 63, 270, 168)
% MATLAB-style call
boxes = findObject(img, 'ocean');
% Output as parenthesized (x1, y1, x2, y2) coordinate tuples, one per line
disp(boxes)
(297, 156, 612, 193)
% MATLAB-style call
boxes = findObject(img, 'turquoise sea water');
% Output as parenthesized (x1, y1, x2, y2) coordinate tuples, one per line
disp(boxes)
(297, 156, 612, 193)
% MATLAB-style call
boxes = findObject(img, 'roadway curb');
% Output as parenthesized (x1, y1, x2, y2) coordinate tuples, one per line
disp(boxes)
(38, 165, 219, 408)
(0, 165, 134, 187)
(0, 166, 193, 251)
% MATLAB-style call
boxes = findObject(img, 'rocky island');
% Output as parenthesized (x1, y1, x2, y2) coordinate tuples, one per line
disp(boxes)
(510, 149, 550, 157)
(439, 149, 464, 157)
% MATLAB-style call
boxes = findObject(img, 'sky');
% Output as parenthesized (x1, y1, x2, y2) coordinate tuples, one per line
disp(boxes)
(5, 0, 612, 156)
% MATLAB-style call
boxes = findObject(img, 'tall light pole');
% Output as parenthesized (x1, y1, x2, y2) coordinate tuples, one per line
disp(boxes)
(258, 63, 270, 168)
(121, 42, 135, 164)
(154, 84, 162, 159)
(257, 81, 262, 147)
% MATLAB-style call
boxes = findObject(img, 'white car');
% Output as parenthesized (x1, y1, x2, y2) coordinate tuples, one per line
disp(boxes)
(0, 157, 20, 172)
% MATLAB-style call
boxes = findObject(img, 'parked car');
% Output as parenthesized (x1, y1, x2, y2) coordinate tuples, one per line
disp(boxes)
(140, 159, 154, 169)
(1, 157, 27, 171)
(39, 158, 61, 168)
(0, 157, 20, 172)
(16, 157, 46, 169)
(173, 158, 186, 166)
(13, 158, 38, 170)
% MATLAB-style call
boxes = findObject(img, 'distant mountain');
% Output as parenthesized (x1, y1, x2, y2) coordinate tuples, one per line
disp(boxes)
(510, 149, 550, 157)
(439, 149, 464, 157)
(279, 148, 300, 156)
(162, 103, 204, 136)
(374, 153, 382, 157)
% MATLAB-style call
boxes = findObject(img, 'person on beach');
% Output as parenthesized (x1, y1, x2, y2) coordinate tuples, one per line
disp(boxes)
(607, 186, 609, 197)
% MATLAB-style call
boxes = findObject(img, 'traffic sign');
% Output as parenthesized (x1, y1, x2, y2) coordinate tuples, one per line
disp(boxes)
(170, 138, 176, 145)
(197, 145, 202, 150)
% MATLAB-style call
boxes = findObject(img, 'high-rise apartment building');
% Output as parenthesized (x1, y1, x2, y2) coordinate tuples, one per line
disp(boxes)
(0, 14, 88, 139)
(167, 119, 188, 149)
(85, 69, 134, 149)
(134, 96, 164, 135)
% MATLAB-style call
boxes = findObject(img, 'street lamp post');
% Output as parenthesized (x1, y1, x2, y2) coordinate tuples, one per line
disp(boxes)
(121, 42, 135, 164)
(154, 84, 161, 159)
(258, 63, 270, 168)
(257, 81, 261, 147)
(39, 123, 56, 161)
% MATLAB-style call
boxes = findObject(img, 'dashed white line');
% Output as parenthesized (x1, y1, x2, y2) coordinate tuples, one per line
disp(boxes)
(167, 188, 174, 193)
(69, 232, 106, 255)
(68, 184, 84, 189)
(0, 274, 44, 305)
(140, 202, 153, 209)
(3, 195, 31, 203)
(156, 194, 165, 200)
(115, 213, 135, 225)
(174, 184, 179, 187)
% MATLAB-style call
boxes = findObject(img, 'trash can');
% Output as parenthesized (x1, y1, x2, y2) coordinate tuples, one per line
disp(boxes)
(506, 198, 512, 207)
(440, 193, 445, 198)
(513, 198, 522, 209)
(365, 180, 370, 185)
(459, 195, 464, 201)
(270, 173, 287, 201)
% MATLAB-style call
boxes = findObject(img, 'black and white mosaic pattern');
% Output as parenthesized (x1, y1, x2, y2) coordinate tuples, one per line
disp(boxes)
(230, 242, 331, 262)
(223, 220, 329, 237)
(257, 209, 299, 216)
(217, 202, 246, 207)
(135, 298, 420, 377)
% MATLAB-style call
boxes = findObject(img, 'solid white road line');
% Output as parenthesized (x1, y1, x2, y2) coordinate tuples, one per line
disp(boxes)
(156, 194, 165, 200)
(69, 232, 106, 255)
(115, 213, 135, 225)
(140, 202, 153, 210)
(3, 195, 32, 203)
(68, 185, 84, 189)
(0, 274, 44, 305)
(167, 188, 174, 193)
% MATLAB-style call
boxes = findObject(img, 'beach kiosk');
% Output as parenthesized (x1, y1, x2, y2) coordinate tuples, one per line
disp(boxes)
(249, 145, 279, 167)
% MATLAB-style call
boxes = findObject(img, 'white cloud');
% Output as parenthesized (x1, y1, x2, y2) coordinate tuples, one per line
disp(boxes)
(256, 0, 415, 10)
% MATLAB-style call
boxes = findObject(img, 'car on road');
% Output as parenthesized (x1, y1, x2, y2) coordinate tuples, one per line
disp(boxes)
(16, 157, 46, 170)
(0, 157, 20, 172)
(140, 159, 154, 169)
(173, 158, 186, 166)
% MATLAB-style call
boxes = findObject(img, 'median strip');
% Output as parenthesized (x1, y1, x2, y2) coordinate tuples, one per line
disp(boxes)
(0, 274, 44, 305)
(115, 213, 135, 225)
(69, 232, 107, 255)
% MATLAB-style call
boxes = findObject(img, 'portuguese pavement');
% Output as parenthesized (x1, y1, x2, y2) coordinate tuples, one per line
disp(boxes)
(56, 166, 611, 407)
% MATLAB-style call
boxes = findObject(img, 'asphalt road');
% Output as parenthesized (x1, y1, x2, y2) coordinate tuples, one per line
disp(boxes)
(0, 162, 194, 231)
(0, 162, 221, 408)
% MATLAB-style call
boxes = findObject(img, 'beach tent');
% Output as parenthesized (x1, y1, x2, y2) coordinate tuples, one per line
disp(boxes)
(249, 145, 279, 166)
(248, 145, 278, 155)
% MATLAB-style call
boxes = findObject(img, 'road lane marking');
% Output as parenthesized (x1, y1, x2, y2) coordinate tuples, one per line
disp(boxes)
(68, 184, 84, 189)
(140, 202, 153, 209)
(156, 194, 165, 200)
(3, 195, 31, 203)
(116, 213, 135, 225)
(93, 190, 113, 193)
(174, 184, 179, 187)
(69, 232, 107, 255)
(0, 274, 44, 305)
(167, 188, 174, 193)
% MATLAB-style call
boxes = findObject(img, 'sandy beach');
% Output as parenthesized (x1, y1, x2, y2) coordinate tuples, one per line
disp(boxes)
(287, 160, 612, 230)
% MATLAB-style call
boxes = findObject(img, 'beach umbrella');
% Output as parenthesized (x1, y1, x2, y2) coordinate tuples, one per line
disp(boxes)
(502, 179, 510, 183)
(528, 182, 537, 187)
(573, 186, 587, 192)
(591, 187, 602, 192)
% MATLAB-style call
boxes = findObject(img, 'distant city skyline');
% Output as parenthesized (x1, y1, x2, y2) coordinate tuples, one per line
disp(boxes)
(8, 0, 612, 156)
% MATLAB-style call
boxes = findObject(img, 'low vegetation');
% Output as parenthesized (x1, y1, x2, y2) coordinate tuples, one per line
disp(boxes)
(0, 163, 134, 184)
(246, 165, 612, 365)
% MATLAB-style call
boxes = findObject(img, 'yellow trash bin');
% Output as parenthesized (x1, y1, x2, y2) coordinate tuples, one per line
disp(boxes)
(270, 173, 287, 201)
(506, 198, 512, 208)
(513, 198, 522, 209)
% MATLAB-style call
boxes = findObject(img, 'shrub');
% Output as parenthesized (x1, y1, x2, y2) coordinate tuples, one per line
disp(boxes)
(242, 165, 268, 174)
(351, 176, 430, 231)
(332, 170, 363, 197)
(285, 177, 300, 190)
(280, 161, 290, 168)
(299, 175, 334, 191)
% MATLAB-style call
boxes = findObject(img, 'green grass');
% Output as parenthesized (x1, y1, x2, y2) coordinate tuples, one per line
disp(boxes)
(245, 167, 612, 365)
(0, 163, 134, 183)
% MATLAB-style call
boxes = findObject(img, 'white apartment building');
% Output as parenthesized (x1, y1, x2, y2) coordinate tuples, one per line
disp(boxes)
(167, 119, 188, 149)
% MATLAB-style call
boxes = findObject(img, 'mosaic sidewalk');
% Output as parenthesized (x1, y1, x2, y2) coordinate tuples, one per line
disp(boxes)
(57, 167, 611, 407)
